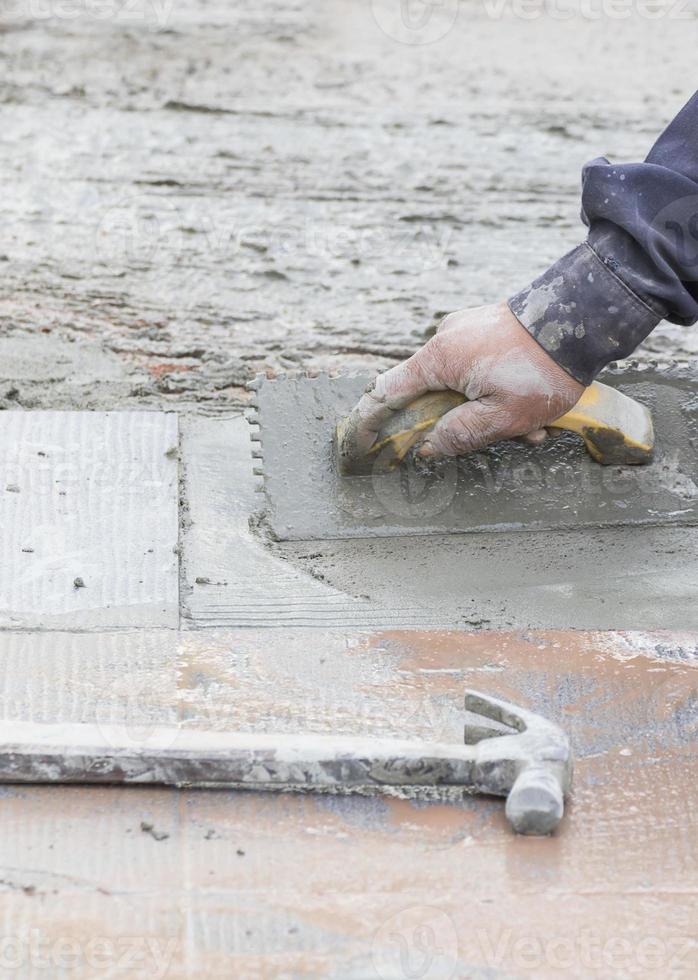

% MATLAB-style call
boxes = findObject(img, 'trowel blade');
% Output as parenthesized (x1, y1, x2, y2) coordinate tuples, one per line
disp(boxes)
(248, 365, 698, 542)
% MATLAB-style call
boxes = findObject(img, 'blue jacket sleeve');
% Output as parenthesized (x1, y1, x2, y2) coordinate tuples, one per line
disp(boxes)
(508, 91, 698, 385)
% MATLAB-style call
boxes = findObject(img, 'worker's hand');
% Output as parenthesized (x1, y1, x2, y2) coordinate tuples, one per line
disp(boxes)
(351, 302, 585, 458)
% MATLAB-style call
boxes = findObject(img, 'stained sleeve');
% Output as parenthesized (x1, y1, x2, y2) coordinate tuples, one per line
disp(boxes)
(508, 91, 698, 385)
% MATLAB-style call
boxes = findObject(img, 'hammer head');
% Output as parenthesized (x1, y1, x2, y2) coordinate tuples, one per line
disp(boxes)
(463, 690, 573, 836)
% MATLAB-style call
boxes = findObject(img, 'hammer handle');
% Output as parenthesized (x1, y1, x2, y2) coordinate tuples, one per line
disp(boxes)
(0, 721, 481, 788)
(0, 718, 567, 836)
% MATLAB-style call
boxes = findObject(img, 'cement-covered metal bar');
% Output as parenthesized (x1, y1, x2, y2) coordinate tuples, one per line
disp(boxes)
(0, 690, 572, 836)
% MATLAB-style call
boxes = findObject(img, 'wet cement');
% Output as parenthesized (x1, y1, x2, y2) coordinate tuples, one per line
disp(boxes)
(183, 415, 698, 629)
(255, 364, 698, 540)
(2, 7, 696, 974)
(1, 3, 698, 413)
(180, 415, 423, 629)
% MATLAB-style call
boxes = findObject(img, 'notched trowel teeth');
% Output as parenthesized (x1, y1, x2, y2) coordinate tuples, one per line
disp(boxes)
(248, 364, 698, 542)
(245, 373, 266, 492)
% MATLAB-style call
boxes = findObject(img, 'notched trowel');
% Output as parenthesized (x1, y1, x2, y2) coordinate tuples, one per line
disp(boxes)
(248, 363, 698, 542)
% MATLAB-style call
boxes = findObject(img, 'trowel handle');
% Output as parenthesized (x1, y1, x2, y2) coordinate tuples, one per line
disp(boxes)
(549, 381, 654, 465)
(353, 380, 654, 468)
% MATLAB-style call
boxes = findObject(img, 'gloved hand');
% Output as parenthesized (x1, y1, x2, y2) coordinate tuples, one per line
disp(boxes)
(349, 302, 585, 458)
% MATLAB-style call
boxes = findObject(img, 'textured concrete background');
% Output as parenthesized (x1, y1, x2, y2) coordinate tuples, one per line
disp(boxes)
(2, 5, 698, 978)
(1, 0, 698, 413)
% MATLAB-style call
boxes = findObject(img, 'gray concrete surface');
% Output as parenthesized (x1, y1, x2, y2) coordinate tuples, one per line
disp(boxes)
(180, 415, 444, 627)
(3, 405, 691, 634)
(253, 366, 698, 540)
(2, 5, 698, 976)
(181, 414, 698, 629)
(0, 411, 179, 628)
(1, 2, 697, 414)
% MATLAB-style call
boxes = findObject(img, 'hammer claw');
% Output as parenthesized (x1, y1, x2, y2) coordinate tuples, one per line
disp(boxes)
(465, 688, 573, 835)
(464, 689, 536, 734)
